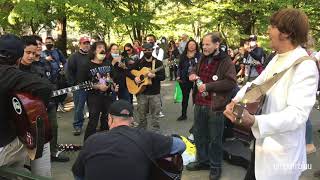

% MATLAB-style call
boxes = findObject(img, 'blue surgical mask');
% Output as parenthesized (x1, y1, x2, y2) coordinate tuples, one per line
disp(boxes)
(111, 53, 120, 58)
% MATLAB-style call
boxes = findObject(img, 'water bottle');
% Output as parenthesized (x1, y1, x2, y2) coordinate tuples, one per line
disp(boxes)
(196, 79, 208, 97)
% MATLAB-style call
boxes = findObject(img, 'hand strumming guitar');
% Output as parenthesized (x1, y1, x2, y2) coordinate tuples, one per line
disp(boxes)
(223, 100, 255, 128)
(95, 83, 109, 92)
(134, 76, 141, 84)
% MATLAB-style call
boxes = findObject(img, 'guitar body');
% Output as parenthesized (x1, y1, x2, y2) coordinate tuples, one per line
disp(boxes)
(232, 94, 265, 142)
(126, 67, 152, 95)
(10, 93, 52, 159)
(150, 154, 183, 180)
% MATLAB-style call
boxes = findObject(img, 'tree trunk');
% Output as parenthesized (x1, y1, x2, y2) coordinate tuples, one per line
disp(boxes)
(56, 15, 67, 56)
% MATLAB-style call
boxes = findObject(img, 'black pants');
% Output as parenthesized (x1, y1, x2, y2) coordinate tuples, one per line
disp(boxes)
(47, 103, 58, 155)
(244, 141, 256, 180)
(179, 82, 193, 117)
(169, 66, 177, 80)
(84, 94, 113, 141)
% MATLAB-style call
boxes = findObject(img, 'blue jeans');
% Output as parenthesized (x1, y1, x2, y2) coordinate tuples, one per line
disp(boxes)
(306, 118, 313, 144)
(73, 90, 88, 129)
(193, 105, 225, 168)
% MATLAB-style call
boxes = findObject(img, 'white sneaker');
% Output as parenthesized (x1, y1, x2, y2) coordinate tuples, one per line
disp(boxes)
(158, 111, 165, 118)
(188, 134, 194, 141)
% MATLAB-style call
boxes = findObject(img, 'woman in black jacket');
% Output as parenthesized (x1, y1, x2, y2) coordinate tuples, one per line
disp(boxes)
(176, 40, 201, 121)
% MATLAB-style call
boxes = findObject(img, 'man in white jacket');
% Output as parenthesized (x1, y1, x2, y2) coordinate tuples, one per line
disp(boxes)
(224, 8, 318, 180)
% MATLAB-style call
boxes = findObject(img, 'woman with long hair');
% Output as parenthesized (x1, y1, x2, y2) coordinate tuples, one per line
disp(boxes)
(107, 43, 131, 103)
(176, 40, 201, 121)
(84, 41, 118, 141)
(168, 40, 180, 80)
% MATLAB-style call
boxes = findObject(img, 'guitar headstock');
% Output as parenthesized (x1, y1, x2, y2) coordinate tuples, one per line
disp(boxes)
(58, 144, 82, 152)
(79, 81, 94, 91)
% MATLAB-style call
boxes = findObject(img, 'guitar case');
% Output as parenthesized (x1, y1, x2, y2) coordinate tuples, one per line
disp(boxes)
(223, 138, 251, 169)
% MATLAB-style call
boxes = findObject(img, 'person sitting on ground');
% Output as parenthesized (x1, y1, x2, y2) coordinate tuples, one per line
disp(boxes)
(72, 100, 186, 180)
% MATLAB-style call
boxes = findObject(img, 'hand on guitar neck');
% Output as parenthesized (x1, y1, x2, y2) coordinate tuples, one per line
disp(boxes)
(223, 100, 255, 128)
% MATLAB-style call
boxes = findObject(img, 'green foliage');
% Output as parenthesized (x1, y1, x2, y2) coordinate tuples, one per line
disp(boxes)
(0, 0, 319, 50)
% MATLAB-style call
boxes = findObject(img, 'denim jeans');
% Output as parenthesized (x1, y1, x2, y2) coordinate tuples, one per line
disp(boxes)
(193, 105, 225, 168)
(73, 89, 88, 129)
(306, 118, 313, 144)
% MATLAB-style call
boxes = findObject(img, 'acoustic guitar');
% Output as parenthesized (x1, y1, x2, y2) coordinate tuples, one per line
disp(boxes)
(126, 61, 175, 95)
(10, 81, 93, 159)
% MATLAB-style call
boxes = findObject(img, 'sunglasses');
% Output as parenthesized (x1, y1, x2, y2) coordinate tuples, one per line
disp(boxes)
(125, 49, 132, 52)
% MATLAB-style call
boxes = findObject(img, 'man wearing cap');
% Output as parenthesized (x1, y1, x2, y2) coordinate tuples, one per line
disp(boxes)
(127, 42, 166, 133)
(187, 32, 236, 180)
(66, 36, 91, 136)
(72, 100, 186, 180)
(243, 35, 265, 82)
(0, 34, 52, 169)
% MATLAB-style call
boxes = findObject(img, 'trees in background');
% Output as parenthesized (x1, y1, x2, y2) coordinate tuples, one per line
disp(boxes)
(0, 0, 319, 53)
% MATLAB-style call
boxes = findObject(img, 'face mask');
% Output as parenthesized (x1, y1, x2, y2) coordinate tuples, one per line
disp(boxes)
(249, 41, 256, 48)
(161, 39, 166, 43)
(97, 54, 106, 61)
(144, 52, 152, 59)
(46, 44, 53, 50)
(111, 53, 120, 58)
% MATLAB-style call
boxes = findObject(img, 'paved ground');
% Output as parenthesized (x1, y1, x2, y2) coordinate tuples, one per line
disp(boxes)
(52, 79, 320, 180)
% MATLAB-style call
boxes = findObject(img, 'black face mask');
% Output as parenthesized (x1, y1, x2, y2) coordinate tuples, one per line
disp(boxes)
(46, 44, 54, 50)
(144, 52, 152, 59)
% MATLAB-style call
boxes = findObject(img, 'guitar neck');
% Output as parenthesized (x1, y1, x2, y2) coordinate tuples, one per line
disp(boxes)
(51, 85, 80, 97)
(150, 61, 175, 73)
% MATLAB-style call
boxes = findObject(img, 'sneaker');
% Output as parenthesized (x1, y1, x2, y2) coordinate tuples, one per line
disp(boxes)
(188, 133, 194, 142)
(73, 128, 82, 136)
(307, 144, 316, 154)
(177, 115, 187, 121)
(57, 104, 66, 112)
(51, 152, 70, 162)
(186, 162, 210, 171)
(158, 111, 165, 118)
(209, 168, 222, 180)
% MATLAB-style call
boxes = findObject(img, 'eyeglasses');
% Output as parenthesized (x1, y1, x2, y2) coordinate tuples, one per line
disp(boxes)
(125, 49, 132, 52)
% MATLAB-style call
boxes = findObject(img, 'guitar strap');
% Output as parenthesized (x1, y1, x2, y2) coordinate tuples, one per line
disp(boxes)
(116, 131, 180, 180)
(152, 59, 156, 71)
(241, 56, 316, 103)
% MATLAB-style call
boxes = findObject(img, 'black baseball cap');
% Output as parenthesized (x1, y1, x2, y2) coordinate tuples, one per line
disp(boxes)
(142, 43, 153, 50)
(0, 34, 24, 65)
(248, 35, 257, 41)
(109, 100, 133, 117)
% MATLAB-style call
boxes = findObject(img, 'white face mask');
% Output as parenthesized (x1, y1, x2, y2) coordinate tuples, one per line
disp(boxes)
(97, 54, 106, 61)
(249, 41, 256, 47)
(111, 53, 120, 58)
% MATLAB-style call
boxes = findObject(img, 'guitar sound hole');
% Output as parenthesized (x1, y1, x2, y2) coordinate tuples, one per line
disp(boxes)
(140, 75, 144, 81)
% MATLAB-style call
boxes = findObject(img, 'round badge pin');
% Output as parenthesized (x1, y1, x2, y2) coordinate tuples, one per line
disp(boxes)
(212, 75, 218, 81)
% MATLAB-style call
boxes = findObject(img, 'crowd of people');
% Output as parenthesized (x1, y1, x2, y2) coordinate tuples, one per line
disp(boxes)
(0, 7, 319, 180)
